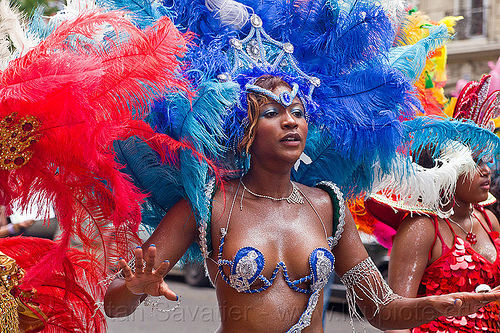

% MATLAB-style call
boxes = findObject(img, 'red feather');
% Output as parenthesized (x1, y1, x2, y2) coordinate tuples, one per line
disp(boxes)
(0, 237, 107, 333)
(0, 9, 214, 291)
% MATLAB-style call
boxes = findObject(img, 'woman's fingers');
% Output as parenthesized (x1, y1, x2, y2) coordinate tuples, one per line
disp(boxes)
(159, 282, 178, 301)
(155, 260, 171, 277)
(135, 247, 144, 275)
(144, 244, 156, 274)
(118, 258, 134, 280)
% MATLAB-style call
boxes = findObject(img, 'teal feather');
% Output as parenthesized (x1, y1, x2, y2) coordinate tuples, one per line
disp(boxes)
(113, 137, 208, 265)
(403, 117, 500, 162)
(113, 137, 185, 229)
(97, 0, 173, 28)
(154, 80, 240, 159)
(388, 24, 450, 83)
(292, 125, 385, 198)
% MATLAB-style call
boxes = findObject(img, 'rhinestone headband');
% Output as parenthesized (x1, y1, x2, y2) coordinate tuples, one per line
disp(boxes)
(245, 82, 299, 107)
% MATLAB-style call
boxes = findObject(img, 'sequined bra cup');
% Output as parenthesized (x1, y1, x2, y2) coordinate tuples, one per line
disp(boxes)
(217, 231, 335, 294)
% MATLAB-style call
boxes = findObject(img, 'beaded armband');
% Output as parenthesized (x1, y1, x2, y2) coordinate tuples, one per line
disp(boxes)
(340, 257, 401, 331)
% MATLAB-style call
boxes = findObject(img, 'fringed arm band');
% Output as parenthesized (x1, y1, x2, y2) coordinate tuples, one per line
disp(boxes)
(340, 257, 402, 331)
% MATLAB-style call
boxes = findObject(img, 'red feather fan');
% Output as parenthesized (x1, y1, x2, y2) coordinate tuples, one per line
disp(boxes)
(0, 236, 106, 333)
(0, 9, 216, 296)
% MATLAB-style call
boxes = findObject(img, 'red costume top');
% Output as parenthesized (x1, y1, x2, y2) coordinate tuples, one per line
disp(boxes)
(413, 207, 500, 333)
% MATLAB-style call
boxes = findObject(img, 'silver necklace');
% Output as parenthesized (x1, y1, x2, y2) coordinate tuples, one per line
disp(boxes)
(448, 213, 477, 245)
(239, 178, 304, 206)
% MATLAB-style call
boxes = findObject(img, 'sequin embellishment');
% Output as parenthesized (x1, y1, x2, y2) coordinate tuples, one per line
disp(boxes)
(414, 235, 500, 332)
(228, 247, 265, 292)
(0, 112, 41, 170)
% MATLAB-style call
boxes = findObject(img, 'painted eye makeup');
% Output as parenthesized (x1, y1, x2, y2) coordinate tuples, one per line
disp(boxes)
(290, 107, 304, 118)
(259, 107, 279, 118)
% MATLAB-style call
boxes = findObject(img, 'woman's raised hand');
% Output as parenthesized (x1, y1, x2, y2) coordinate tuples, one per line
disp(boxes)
(118, 244, 178, 301)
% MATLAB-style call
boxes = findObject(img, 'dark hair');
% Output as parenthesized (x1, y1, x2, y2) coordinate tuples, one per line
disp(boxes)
(413, 145, 438, 168)
(238, 75, 292, 153)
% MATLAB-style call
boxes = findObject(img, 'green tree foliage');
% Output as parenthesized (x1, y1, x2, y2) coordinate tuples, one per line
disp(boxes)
(17, 0, 61, 16)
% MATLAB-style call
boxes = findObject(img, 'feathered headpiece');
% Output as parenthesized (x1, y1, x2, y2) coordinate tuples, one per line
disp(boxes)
(453, 74, 500, 130)
(361, 75, 500, 247)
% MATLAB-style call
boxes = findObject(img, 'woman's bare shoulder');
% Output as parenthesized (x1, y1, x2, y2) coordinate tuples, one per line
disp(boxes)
(394, 214, 437, 249)
(296, 183, 333, 208)
(484, 208, 500, 232)
(211, 178, 240, 219)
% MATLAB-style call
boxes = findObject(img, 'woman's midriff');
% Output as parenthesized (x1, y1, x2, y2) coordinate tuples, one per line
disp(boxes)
(213, 277, 324, 333)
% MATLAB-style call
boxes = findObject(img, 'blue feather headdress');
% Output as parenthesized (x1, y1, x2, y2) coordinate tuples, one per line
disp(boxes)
(90, 0, 424, 202)
(69, 0, 426, 263)
(179, 2, 421, 196)
(369, 116, 500, 219)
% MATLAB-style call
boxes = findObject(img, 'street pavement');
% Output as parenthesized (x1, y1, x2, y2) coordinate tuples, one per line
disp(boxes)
(106, 277, 383, 333)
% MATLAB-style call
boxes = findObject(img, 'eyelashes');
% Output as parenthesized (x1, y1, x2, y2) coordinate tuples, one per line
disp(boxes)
(259, 107, 278, 118)
(259, 106, 305, 119)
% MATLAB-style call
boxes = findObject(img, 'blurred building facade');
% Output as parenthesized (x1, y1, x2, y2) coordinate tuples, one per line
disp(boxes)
(416, 0, 500, 94)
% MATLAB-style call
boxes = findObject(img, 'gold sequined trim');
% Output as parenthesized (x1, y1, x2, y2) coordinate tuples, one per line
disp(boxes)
(0, 112, 41, 170)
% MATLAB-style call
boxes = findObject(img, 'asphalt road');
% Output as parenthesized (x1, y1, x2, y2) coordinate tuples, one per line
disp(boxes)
(106, 277, 383, 333)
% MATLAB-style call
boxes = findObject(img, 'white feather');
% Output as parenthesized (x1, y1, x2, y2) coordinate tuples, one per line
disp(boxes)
(48, 0, 97, 27)
(376, 0, 407, 30)
(205, 0, 251, 30)
(0, 0, 28, 56)
(370, 143, 477, 218)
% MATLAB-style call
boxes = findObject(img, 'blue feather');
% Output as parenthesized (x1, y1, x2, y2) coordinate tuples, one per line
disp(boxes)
(312, 66, 420, 163)
(113, 137, 206, 265)
(28, 6, 53, 39)
(96, 0, 170, 28)
(149, 80, 239, 159)
(291, 125, 381, 197)
(113, 137, 185, 229)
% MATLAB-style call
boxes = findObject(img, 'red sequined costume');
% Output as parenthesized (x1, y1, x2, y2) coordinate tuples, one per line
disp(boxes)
(413, 207, 500, 333)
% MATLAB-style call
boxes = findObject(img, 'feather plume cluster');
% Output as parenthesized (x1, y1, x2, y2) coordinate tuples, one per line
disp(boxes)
(453, 74, 500, 130)
(0, 237, 106, 332)
(0, 0, 40, 69)
(391, 10, 461, 116)
(369, 116, 500, 219)
(371, 143, 476, 218)
(0, 8, 202, 288)
(161, 0, 421, 195)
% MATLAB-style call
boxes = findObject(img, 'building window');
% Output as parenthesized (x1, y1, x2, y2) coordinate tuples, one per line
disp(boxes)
(447, 0, 487, 39)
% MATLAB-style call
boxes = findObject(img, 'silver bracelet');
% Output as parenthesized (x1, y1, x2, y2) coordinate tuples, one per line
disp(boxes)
(144, 295, 181, 313)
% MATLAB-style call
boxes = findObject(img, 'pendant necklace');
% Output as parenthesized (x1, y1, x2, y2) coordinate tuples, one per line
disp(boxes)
(239, 177, 304, 210)
(448, 214, 477, 245)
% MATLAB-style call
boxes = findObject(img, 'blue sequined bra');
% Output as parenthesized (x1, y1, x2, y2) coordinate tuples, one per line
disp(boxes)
(217, 234, 335, 294)
(215, 181, 336, 295)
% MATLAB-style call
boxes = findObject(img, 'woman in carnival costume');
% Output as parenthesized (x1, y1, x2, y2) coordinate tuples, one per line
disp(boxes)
(0, 0, 207, 331)
(98, 1, 500, 331)
(364, 75, 500, 333)
(324, 7, 462, 321)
